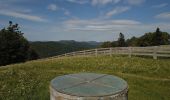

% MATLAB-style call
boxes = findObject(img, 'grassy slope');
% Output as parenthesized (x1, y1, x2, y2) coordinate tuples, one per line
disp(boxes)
(0, 56, 170, 100)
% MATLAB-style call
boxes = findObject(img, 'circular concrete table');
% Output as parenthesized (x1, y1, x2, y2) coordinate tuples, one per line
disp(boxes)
(50, 73, 128, 100)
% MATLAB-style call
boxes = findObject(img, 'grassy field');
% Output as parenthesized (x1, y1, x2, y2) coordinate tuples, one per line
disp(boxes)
(0, 55, 170, 100)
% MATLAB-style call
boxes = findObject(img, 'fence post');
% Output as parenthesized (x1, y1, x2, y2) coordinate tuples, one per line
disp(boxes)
(71, 52, 74, 56)
(83, 50, 86, 56)
(128, 47, 132, 58)
(65, 53, 67, 57)
(95, 49, 98, 56)
(153, 46, 158, 59)
(73, 52, 76, 56)
(110, 48, 112, 57)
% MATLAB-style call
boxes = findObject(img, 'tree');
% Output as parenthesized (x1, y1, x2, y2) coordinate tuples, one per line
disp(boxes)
(137, 32, 154, 46)
(126, 36, 138, 46)
(117, 32, 126, 47)
(152, 27, 161, 45)
(100, 41, 112, 48)
(0, 21, 39, 66)
(27, 47, 39, 60)
(111, 41, 118, 47)
(160, 32, 170, 45)
(126, 28, 170, 47)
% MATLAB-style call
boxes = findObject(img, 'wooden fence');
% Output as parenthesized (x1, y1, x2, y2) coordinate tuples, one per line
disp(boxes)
(54, 45, 170, 59)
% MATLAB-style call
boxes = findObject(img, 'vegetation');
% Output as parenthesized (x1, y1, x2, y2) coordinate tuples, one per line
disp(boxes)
(0, 55, 170, 100)
(101, 32, 127, 48)
(100, 41, 112, 48)
(101, 28, 170, 47)
(30, 41, 100, 58)
(117, 32, 126, 47)
(100, 32, 126, 48)
(127, 28, 170, 46)
(0, 21, 39, 66)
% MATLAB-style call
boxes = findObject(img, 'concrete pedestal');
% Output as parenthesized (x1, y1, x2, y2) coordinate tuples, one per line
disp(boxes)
(50, 73, 128, 100)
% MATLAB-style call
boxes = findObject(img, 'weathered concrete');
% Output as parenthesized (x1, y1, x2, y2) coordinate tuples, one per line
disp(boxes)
(50, 73, 128, 100)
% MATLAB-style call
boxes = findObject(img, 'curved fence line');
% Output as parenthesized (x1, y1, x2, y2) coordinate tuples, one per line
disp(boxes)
(53, 45, 170, 59)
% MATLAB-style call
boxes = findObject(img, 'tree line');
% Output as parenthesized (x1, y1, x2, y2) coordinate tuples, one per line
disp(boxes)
(101, 28, 170, 48)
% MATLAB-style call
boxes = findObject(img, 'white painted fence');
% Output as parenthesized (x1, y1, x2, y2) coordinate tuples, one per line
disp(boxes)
(54, 45, 170, 59)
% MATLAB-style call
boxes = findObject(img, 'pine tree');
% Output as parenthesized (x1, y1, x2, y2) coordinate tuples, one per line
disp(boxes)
(154, 27, 162, 45)
(117, 32, 126, 47)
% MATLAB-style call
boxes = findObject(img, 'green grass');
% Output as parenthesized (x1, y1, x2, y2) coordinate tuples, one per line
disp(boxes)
(0, 55, 170, 100)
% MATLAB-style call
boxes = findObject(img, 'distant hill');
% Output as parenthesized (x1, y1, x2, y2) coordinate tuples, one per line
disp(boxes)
(30, 40, 101, 58)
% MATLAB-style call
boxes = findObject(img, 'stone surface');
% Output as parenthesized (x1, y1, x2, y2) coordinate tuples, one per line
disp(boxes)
(50, 73, 128, 100)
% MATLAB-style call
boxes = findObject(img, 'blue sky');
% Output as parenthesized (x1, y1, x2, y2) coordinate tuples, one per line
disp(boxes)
(0, 0, 170, 42)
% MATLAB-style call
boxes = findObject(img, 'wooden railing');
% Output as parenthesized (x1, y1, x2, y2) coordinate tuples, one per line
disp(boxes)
(53, 45, 170, 59)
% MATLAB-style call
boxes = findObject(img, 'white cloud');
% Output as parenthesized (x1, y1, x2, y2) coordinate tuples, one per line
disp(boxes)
(19, 9, 32, 13)
(62, 19, 170, 33)
(92, 0, 121, 5)
(0, 0, 32, 13)
(64, 10, 70, 16)
(0, 10, 47, 22)
(67, 0, 88, 4)
(61, 8, 71, 17)
(152, 3, 168, 8)
(67, 0, 121, 5)
(58, 19, 170, 41)
(106, 6, 130, 18)
(63, 19, 141, 31)
(127, 0, 145, 5)
(155, 12, 170, 20)
(112, 0, 121, 4)
(47, 4, 58, 11)
(24, 18, 170, 41)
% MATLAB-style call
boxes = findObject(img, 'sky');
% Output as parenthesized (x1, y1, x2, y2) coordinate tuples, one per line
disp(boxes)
(0, 0, 170, 42)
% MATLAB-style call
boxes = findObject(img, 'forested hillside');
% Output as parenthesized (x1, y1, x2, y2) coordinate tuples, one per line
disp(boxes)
(30, 40, 101, 58)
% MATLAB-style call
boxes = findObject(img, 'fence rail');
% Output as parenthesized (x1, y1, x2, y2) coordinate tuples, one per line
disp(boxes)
(53, 45, 170, 59)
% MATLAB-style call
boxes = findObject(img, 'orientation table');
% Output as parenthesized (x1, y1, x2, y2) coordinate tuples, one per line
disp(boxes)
(50, 73, 128, 100)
